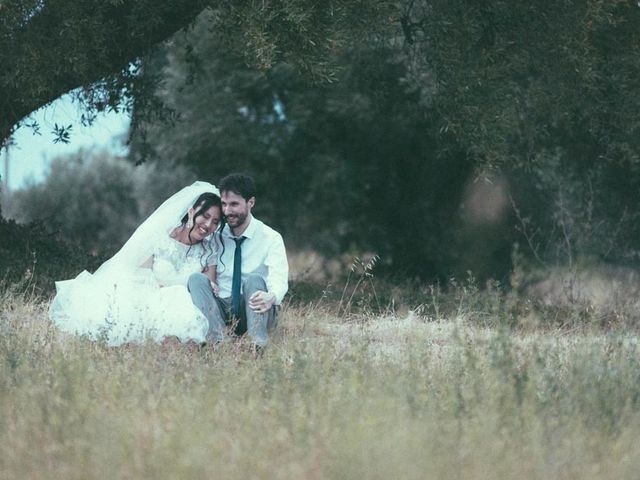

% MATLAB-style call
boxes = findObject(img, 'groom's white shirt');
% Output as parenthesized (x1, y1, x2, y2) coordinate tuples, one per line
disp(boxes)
(214, 216, 289, 304)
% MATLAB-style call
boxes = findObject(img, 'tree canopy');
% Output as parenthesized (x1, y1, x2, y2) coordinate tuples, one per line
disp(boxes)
(400, 0, 640, 169)
(130, 0, 640, 280)
(1, 0, 395, 147)
(5, 0, 640, 282)
(1, 0, 208, 145)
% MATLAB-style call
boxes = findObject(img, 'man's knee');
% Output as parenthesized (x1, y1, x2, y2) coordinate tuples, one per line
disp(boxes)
(243, 274, 267, 294)
(187, 272, 209, 292)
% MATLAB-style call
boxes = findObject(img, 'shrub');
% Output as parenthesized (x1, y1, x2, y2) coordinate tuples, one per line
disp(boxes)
(0, 216, 104, 297)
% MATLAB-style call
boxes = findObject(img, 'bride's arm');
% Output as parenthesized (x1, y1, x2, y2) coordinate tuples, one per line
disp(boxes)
(203, 265, 219, 296)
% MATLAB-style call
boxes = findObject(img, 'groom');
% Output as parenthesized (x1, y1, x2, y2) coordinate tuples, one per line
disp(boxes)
(188, 173, 288, 350)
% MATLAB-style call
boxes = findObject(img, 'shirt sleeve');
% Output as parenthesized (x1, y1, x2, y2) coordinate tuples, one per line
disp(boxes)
(265, 233, 289, 305)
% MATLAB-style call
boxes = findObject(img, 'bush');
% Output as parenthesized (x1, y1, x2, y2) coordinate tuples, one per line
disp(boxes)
(0, 216, 104, 297)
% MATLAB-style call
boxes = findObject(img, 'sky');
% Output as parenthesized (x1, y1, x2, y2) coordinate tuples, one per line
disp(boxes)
(1, 93, 130, 191)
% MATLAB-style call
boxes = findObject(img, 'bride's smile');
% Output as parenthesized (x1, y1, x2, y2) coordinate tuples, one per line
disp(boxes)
(190, 206, 221, 242)
(173, 204, 222, 245)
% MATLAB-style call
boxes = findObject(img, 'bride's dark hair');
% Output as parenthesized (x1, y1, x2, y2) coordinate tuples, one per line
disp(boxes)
(180, 192, 225, 267)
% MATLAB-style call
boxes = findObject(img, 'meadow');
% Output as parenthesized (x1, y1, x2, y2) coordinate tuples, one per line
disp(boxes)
(2, 266, 640, 479)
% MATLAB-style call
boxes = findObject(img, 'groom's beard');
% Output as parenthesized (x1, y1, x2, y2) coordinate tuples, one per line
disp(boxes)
(226, 212, 247, 230)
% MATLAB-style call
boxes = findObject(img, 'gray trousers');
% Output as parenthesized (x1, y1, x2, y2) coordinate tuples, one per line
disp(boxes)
(187, 273, 277, 347)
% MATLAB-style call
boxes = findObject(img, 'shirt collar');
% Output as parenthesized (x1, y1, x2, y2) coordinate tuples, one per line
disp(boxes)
(222, 215, 258, 240)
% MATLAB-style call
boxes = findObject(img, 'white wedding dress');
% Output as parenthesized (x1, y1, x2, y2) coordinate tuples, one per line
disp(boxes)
(49, 182, 218, 346)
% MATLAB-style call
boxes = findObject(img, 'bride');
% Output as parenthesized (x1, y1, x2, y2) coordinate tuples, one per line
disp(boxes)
(49, 181, 221, 345)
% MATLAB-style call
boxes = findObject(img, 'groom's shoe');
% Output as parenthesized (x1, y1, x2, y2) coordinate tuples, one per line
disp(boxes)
(253, 344, 265, 358)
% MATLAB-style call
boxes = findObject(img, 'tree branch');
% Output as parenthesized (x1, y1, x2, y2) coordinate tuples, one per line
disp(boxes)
(0, 0, 213, 146)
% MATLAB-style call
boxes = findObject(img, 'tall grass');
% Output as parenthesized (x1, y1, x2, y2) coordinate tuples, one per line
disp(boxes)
(2, 287, 640, 479)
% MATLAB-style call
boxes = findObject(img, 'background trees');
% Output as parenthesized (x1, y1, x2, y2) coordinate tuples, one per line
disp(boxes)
(5, 0, 640, 286)
(125, 1, 640, 281)
(1, 0, 394, 148)
(6, 150, 195, 256)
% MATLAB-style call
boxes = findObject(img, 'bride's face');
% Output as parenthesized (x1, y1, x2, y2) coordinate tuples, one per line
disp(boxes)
(192, 205, 221, 241)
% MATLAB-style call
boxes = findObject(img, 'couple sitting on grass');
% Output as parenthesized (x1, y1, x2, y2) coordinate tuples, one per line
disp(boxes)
(49, 173, 288, 353)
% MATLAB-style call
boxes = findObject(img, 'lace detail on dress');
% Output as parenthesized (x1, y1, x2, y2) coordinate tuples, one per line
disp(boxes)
(152, 236, 216, 286)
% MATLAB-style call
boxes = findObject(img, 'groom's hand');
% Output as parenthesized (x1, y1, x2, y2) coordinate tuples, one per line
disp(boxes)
(249, 291, 276, 313)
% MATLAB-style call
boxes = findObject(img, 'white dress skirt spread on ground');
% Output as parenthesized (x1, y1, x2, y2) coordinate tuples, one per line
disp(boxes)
(49, 181, 219, 346)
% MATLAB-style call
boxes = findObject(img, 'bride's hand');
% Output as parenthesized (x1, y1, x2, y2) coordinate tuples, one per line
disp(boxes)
(210, 281, 220, 297)
(186, 207, 196, 228)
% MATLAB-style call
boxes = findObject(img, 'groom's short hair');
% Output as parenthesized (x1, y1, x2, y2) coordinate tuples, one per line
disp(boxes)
(219, 173, 256, 200)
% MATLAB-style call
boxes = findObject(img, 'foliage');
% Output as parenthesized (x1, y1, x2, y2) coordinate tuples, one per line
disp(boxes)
(508, 152, 640, 268)
(0, 0, 213, 146)
(400, 0, 640, 168)
(128, 12, 501, 279)
(6, 150, 198, 256)
(7, 151, 140, 255)
(129, 0, 640, 281)
(5, 0, 640, 282)
(0, 0, 395, 148)
(403, 0, 640, 268)
(0, 216, 103, 297)
(204, 1, 396, 82)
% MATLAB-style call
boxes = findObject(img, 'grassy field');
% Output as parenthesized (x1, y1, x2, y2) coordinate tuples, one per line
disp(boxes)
(2, 286, 640, 479)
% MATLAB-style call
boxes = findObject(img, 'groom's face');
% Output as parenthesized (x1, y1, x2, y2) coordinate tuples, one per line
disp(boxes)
(221, 191, 254, 230)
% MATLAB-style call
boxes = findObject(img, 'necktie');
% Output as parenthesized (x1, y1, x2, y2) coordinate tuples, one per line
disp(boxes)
(231, 236, 246, 316)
